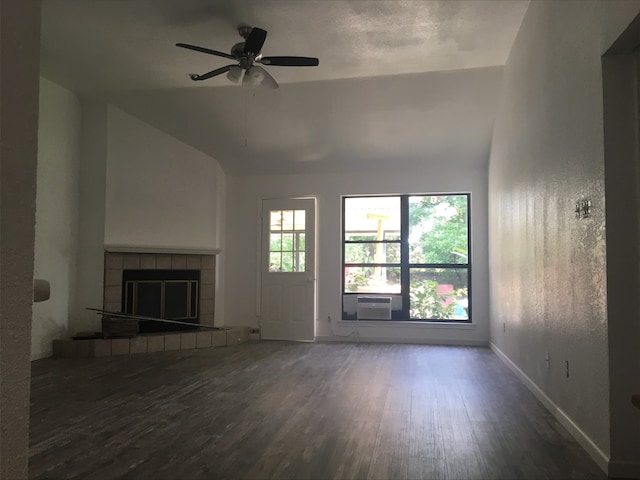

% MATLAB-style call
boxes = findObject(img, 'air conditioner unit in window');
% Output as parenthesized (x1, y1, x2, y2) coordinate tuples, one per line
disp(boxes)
(357, 296, 392, 320)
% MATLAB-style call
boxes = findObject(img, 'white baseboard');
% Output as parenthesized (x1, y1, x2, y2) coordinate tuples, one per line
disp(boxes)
(316, 335, 488, 347)
(490, 342, 609, 475)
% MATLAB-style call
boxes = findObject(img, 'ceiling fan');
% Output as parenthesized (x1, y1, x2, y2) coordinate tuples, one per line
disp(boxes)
(176, 26, 319, 89)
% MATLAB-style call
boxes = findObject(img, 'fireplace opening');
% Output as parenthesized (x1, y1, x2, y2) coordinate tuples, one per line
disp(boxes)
(122, 269, 200, 333)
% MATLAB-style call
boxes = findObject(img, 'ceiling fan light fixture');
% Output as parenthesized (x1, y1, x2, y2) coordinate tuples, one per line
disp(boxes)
(243, 66, 264, 88)
(226, 65, 243, 83)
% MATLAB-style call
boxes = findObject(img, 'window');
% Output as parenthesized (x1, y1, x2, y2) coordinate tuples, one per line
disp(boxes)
(269, 209, 306, 272)
(342, 194, 470, 321)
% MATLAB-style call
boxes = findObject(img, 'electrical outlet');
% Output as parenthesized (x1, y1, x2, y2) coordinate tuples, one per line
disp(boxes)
(565, 360, 570, 378)
(503, 322, 506, 333)
(545, 352, 550, 369)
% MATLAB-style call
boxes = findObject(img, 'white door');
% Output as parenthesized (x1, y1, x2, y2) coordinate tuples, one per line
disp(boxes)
(260, 198, 316, 341)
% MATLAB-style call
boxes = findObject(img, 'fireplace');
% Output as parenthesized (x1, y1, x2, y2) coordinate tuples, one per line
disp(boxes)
(103, 251, 216, 333)
(122, 269, 200, 333)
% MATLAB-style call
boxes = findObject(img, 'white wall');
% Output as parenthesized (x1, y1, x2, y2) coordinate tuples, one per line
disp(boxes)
(32, 78, 81, 359)
(74, 101, 108, 333)
(488, 0, 640, 473)
(225, 167, 489, 345)
(105, 107, 224, 250)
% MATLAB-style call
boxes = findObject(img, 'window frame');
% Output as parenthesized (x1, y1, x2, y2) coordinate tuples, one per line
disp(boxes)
(342, 193, 472, 322)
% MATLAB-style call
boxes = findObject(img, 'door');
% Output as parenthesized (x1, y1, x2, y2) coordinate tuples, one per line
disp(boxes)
(260, 198, 316, 341)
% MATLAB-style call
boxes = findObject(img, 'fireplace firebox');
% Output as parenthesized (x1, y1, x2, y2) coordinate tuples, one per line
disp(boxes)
(122, 269, 200, 333)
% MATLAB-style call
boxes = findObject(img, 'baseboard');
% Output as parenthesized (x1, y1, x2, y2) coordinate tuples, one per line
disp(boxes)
(490, 342, 609, 475)
(316, 335, 488, 347)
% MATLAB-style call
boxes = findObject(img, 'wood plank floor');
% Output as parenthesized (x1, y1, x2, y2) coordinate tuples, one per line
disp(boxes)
(29, 342, 605, 480)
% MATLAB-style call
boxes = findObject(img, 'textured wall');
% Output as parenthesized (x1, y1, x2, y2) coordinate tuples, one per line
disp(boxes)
(488, 0, 640, 462)
(32, 78, 81, 359)
(0, 0, 41, 477)
(225, 166, 489, 344)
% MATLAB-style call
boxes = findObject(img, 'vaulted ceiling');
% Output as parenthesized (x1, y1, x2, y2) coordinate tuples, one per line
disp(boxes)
(40, 0, 529, 175)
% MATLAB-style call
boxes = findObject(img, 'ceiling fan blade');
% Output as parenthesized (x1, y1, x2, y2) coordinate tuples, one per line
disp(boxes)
(190, 65, 234, 81)
(259, 56, 319, 67)
(176, 43, 236, 60)
(244, 27, 267, 55)
(253, 66, 279, 89)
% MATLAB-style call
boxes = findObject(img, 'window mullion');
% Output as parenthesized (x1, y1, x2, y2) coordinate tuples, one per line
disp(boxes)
(400, 195, 410, 319)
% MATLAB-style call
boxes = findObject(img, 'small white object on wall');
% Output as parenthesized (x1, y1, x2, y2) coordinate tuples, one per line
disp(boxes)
(33, 279, 50, 302)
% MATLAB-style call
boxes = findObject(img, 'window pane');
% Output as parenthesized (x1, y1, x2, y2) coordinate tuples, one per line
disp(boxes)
(344, 266, 401, 293)
(282, 233, 294, 251)
(298, 253, 306, 272)
(409, 268, 468, 320)
(346, 233, 376, 241)
(344, 242, 400, 264)
(270, 210, 282, 230)
(282, 210, 294, 230)
(282, 252, 294, 272)
(294, 210, 305, 231)
(269, 252, 282, 272)
(297, 233, 306, 251)
(344, 197, 400, 242)
(409, 195, 468, 264)
(270, 233, 282, 251)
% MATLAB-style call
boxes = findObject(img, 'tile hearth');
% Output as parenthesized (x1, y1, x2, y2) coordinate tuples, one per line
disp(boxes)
(53, 327, 251, 358)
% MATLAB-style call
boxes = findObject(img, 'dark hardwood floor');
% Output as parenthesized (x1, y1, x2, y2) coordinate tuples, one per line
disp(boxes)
(29, 341, 605, 480)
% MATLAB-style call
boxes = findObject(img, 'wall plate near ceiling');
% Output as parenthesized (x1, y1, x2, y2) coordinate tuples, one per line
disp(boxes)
(176, 26, 319, 89)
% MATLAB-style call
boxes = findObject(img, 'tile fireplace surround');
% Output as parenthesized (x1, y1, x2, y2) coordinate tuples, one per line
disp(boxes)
(103, 250, 216, 327)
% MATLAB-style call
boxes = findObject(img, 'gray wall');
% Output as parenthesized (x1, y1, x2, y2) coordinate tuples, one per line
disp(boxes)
(488, 0, 640, 473)
(0, 0, 41, 477)
(32, 78, 81, 359)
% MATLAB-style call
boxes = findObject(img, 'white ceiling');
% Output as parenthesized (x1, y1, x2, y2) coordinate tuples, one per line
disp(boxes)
(40, 0, 529, 175)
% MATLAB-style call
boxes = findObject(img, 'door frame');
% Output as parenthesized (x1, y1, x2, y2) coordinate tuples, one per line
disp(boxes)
(256, 196, 318, 340)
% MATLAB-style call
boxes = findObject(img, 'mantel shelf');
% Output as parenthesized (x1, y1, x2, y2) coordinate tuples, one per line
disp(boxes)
(104, 245, 221, 255)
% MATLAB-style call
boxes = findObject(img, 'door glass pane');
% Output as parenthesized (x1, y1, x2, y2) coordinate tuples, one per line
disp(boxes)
(294, 210, 306, 230)
(282, 252, 294, 272)
(269, 252, 282, 272)
(270, 233, 282, 250)
(409, 268, 468, 320)
(269, 209, 306, 273)
(282, 210, 294, 230)
(282, 233, 294, 251)
(270, 210, 282, 229)
(409, 195, 468, 264)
